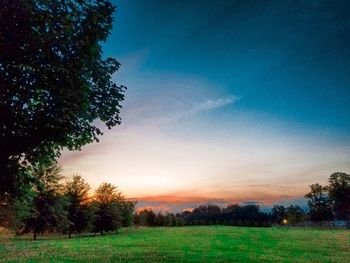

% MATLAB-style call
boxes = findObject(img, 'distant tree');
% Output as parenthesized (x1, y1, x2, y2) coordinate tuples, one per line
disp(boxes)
(305, 183, 333, 222)
(286, 205, 305, 225)
(190, 205, 222, 225)
(145, 209, 157, 226)
(222, 204, 240, 225)
(64, 175, 92, 238)
(234, 205, 269, 226)
(134, 209, 157, 226)
(134, 210, 147, 226)
(120, 200, 136, 227)
(271, 205, 287, 224)
(327, 172, 350, 220)
(175, 213, 186, 226)
(21, 164, 69, 240)
(0, 0, 125, 196)
(223, 204, 240, 213)
(93, 183, 122, 235)
(134, 209, 143, 225)
(205, 205, 222, 224)
(182, 204, 271, 227)
(155, 212, 165, 226)
(164, 213, 177, 227)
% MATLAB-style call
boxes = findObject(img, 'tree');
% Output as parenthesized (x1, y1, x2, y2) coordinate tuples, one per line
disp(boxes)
(305, 183, 333, 222)
(119, 200, 136, 227)
(145, 209, 157, 226)
(0, 171, 34, 229)
(64, 175, 92, 238)
(92, 183, 122, 235)
(234, 205, 269, 226)
(134, 209, 157, 226)
(134, 210, 147, 226)
(327, 172, 350, 220)
(155, 212, 165, 226)
(222, 204, 240, 225)
(163, 213, 177, 227)
(286, 205, 305, 225)
(0, 0, 125, 195)
(271, 205, 287, 224)
(20, 164, 69, 240)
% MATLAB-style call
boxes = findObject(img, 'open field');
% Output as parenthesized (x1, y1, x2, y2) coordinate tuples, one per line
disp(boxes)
(0, 226, 349, 262)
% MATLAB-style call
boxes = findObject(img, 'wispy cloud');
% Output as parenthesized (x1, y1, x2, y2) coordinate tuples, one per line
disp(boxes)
(184, 96, 238, 117)
(168, 95, 238, 123)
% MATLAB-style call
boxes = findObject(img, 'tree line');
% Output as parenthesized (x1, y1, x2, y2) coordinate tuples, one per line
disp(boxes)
(1, 170, 349, 239)
(134, 204, 302, 227)
(0, 164, 135, 240)
(135, 172, 350, 227)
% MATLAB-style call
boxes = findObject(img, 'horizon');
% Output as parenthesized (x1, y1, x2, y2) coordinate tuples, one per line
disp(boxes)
(59, 0, 350, 213)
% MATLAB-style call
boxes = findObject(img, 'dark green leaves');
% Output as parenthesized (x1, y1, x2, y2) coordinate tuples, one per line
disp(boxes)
(0, 0, 125, 195)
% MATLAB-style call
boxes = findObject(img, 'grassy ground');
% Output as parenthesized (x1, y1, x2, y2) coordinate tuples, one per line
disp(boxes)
(0, 226, 349, 262)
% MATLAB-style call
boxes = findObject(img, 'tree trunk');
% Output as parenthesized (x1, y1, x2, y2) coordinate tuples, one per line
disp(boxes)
(33, 231, 37, 240)
(68, 231, 71, 239)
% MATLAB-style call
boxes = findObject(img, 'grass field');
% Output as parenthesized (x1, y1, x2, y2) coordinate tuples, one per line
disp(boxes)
(0, 226, 349, 262)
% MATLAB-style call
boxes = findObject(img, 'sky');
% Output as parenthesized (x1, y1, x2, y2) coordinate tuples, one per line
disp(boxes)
(59, 0, 350, 212)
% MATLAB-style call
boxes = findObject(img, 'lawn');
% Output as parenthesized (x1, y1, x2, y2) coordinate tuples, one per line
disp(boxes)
(0, 226, 349, 262)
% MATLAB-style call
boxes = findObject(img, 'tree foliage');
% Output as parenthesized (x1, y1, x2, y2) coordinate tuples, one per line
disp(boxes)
(327, 172, 350, 220)
(0, 0, 125, 195)
(92, 183, 123, 235)
(64, 174, 92, 238)
(20, 164, 69, 239)
(9, 171, 135, 238)
(136, 204, 272, 227)
(271, 205, 287, 224)
(286, 205, 305, 224)
(305, 183, 333, 222)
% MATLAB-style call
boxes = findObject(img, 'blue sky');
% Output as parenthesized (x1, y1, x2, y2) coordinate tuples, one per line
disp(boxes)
(60, 0, 350, 211)
(106, 0, 350, 133)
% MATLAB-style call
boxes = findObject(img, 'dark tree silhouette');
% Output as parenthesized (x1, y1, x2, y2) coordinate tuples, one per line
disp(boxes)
(134, 209, 157, 226)
(286, 205, 305, 225)
(271, 205, 287, 224)
(327, 172, 350, 220)
(136, 204, 272, 227)
(305, 183, 333, 222)
(0, 0, 125, 195)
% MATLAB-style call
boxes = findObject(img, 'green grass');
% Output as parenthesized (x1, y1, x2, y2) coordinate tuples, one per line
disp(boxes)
(0, 226, 349, 262)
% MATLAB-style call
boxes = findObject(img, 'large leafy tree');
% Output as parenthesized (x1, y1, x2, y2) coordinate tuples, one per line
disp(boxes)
(0, 0, 125, 195)
(327, 172, 350, 220)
